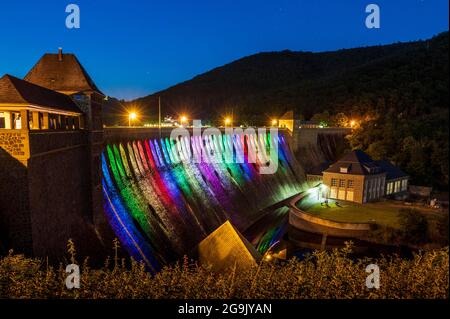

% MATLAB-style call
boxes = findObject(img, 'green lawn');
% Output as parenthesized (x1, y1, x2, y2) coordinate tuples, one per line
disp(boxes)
(298, 199, 402, 229)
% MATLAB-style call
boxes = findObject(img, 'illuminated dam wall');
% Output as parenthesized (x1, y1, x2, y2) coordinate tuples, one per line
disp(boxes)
(102, 131, 306, 272)
(291, 128, 351, 174)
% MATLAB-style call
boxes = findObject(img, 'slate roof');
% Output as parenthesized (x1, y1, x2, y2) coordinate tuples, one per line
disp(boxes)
(0, 74, 82, 114)
(374, 160, 409, 180)
(24, 51, 102, 94)
(323, 150, 384, 176)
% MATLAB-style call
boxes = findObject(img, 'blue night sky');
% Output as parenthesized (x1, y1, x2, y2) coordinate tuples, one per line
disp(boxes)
(0, 0, 448, 100)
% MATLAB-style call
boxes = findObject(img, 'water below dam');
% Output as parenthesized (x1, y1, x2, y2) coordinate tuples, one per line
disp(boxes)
(244, 205, 414, 261)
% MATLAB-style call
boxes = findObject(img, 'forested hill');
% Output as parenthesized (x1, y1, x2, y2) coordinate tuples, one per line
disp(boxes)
(108, 32, 448, 188)
(124, 31, 448, 126)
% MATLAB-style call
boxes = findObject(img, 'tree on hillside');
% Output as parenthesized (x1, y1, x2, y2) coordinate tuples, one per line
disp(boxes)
(398, 208, 428, 244)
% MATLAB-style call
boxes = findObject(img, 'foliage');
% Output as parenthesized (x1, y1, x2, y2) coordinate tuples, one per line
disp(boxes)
(398, 209, 429, 244)
(310, 111, 350, 127)
(116, 32, 448, 188)
(348, 108, 449, 188)
(125, 32, 447, 126)
(331, 112, 350, 127)
(0, 244, 448, 299)
(310, 111, 330, 126)
(345, 32, 449, 188)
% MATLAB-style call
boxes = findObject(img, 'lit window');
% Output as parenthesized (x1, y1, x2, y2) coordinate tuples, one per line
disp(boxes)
(331, 178, 337, 187)
(339, 179, 345, 187)
(0, 112, 6, 129)
(39, 113, 44, 129)
(348, 180, 354, 188)
(401, 179, 408, 191)
(28, 111, 34, 129)
(394, 181, 401, 193)
(11, 112, 21, 129)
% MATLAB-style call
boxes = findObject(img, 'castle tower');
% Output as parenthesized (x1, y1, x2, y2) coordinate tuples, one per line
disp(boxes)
(0, 49, 110, 261)
(0, 74, 85, 255)
(24, 49, 105, 232)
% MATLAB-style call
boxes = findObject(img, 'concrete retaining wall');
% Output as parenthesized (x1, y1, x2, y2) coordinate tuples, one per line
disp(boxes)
(288, 193, 374, 238)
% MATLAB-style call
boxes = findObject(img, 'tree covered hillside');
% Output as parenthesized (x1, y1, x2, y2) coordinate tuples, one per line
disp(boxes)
(111, 32, 448, 188)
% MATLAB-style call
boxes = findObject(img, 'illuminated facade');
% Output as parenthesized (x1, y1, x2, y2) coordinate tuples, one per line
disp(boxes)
(0, 74, 84, 165)
(322, 150, 408, 204)
(278, 110, 301, 134)
(0, 49, 107, 260)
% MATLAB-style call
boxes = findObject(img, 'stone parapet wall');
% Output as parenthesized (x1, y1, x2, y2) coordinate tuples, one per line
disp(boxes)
(0, 129, 30, 165)
(29, 130, 88, 156)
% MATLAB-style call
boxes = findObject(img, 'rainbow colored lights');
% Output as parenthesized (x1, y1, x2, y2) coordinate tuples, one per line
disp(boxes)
(102, 132, 304, 272)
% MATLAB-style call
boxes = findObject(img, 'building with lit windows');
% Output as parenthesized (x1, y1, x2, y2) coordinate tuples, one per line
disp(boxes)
(0, 74, 84, 165)
(0, 49, 107, 259)
(322, 150, 408, 204)
(375, 160, 409, 197)
(278, 110, 299, 133)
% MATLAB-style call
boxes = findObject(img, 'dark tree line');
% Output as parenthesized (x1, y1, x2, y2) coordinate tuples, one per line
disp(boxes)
(105, 32, 448, 188)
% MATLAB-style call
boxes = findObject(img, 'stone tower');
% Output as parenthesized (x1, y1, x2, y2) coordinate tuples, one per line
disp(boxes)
(0, 49, 112, 262)
(25, 49, 105, 232)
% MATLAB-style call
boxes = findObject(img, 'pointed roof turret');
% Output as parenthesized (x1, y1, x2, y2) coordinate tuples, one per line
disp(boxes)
(24, 49, 102, 95)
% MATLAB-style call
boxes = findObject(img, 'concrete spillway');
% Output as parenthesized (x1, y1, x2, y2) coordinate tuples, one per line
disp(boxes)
(101, 131, 306, 272)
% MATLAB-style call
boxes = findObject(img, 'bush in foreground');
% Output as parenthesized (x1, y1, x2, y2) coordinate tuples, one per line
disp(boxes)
(0, 244, 448, 299)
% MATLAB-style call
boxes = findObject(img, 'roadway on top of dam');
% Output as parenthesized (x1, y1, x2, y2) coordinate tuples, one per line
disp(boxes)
(103, 126, 288, 143)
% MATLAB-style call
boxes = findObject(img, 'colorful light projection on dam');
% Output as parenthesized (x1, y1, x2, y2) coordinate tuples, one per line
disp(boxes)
(102, 131, 305, 272)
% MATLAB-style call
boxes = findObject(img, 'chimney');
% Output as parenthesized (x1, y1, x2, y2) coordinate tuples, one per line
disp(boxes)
(58, 47, 63, 61)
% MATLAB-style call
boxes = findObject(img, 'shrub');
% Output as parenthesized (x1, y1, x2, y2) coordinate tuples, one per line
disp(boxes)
(0, 244, 448, 299)
(399, 208, 429, 244)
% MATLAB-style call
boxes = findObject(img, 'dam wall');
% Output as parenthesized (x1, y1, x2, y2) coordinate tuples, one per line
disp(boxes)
(290, 128, 351, 173)
(1, 125, 345, 266)
(102, 131, 306, 271)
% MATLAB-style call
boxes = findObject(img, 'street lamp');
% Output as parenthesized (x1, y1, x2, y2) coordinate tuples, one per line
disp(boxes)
(180, 115, 188, 126)
(350, 120, 356, 128)
(224, 117, 231, 127)
(271, 119, 278, 126)
(129, 112, 137, 127)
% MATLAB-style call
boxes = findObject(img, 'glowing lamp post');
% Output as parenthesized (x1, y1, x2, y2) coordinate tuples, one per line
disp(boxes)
(180, 115, 188, 126)
(350, 120, 356, 128)
(224, 117, 232, 127)
(271, 119, 278, 126)
(129, 112, 137, 127)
